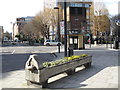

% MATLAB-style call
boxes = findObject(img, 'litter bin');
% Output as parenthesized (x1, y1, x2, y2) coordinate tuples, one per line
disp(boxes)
(68, 47, 74, 57)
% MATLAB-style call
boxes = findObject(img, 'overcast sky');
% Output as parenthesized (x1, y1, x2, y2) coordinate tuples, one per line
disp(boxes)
(0, 0, 119, 33)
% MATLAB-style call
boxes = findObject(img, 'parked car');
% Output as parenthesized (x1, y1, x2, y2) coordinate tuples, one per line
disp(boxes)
(44, 39, 62, 46)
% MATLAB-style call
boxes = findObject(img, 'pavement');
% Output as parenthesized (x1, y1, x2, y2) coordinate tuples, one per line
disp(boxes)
(0, 44, 119, 89)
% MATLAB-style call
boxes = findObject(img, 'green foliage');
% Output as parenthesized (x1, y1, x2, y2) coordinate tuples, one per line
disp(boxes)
(22, 38, 28, 41)
(80, 54, 88, 57)
(15, 34, 20, 37)
(64, 57, 73, 61)
(42, 54, 88, 68)
(71, 55, 81, 59)
(42, 62, 51, 67)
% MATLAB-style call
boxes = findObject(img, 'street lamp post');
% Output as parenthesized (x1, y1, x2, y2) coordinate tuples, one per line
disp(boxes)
(64, 1, 67, 57)
(106, 30, 108, 48)
(54, 6, 61, 53)
(89, 4, 91, 48)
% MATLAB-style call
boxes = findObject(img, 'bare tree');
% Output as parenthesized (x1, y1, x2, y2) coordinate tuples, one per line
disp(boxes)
(93, 2, 110, 36)
(21, 7, 63, 41)
(22, 22, 33, 38)
(32, 8, 58, 39)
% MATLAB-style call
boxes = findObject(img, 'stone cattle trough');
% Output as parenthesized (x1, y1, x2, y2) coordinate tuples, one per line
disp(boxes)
(25, 54, 92, 88)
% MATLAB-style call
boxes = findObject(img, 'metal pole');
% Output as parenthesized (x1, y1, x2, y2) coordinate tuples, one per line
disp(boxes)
(113, 21, 119, 49)
(89, 5, 91, 48)
(82, 3, 85, 49)
(110, 35, 112, 48)
(116, 24, 119, 49)
(54, 6, 60, 53)
(64, 1, 67, 57)
(58, 8, 60, 53)
(106, 31, 108, 48)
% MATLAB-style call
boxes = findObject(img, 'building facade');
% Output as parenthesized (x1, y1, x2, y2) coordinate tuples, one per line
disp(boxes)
(0, 26, 4, 44)
(13, 16, 34, 40)
(59, 1, 93, 49)
(44, 0, 93, 49)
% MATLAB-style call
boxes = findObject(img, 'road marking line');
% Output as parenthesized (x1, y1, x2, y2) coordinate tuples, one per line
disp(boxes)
(12, 50, 15, 54)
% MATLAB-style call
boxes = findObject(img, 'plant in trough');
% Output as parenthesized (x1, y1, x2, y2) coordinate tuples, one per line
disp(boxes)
(42, 54, 88, 68)
(42, 62, 51, 67)
(71, 55, 81, 59)
(80, 54, 88, 57)
(64, 57, 73, 61)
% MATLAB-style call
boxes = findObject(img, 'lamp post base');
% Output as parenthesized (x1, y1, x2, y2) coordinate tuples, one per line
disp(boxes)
(58, 45, 60, 53)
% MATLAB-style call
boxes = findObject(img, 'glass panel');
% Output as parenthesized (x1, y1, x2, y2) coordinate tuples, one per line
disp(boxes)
(52, 40, 55, 42)
(70, 7, 76, 15)
(74, 38, 78, 44)
(70, 38, 73, 44)
(46, 40, 50, 42)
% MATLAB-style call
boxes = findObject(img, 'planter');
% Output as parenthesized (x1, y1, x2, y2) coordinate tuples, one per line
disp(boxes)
(25, 54, 92, 88)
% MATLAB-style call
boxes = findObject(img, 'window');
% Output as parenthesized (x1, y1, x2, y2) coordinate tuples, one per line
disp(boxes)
(46, 40, 50, 42)
(70, 7, 76, 15)
(70, 7, 86, 16)
(78, 7, 83, 15)
(70, 38, 73, 44)
(52, 40, 55, 42)
(74, 38, 78, 44)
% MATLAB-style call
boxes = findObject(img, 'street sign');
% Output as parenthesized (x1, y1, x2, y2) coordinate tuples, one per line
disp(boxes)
(51, 30, 54, 35)
(70, 3, 90, 8)
(60, 21, 64, 35)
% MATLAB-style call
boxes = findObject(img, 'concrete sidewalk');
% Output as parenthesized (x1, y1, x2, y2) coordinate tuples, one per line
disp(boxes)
(47, 45, 119, 88)
(1, 45, 119, 89)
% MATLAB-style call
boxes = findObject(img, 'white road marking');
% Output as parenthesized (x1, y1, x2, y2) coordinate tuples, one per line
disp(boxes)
(12, 50, 15, 54)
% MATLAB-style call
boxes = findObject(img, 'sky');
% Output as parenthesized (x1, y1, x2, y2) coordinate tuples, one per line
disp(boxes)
(0, 0, 44, 33)
(94, 0, 119, 16)
(0, 0, 119, 33)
